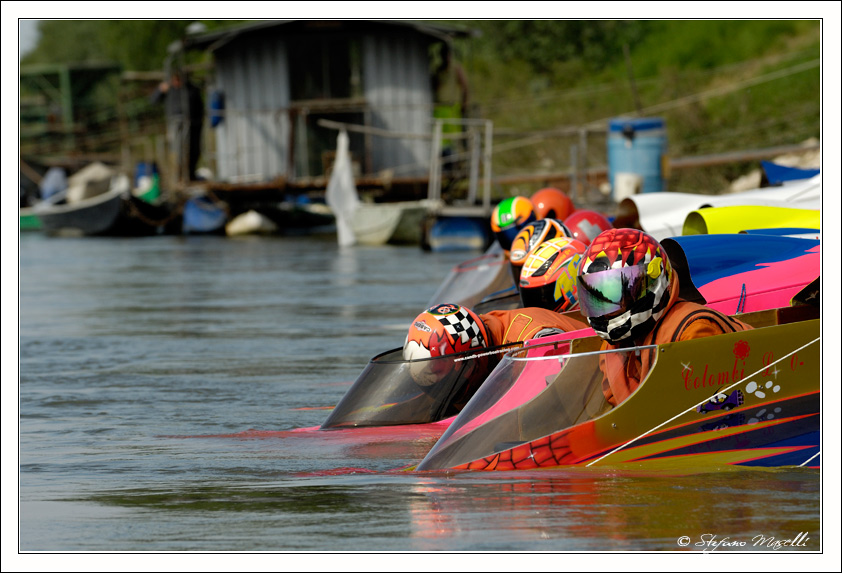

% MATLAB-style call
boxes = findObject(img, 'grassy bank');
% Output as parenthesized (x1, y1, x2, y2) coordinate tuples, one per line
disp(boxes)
(452, 20, 821, 198)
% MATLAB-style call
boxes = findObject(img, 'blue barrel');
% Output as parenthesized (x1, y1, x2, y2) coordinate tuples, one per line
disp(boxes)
(607, 117, 667, 199)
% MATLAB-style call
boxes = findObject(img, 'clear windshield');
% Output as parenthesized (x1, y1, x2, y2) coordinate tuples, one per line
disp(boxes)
(473, 287, 521, 314)
(426, 249, 516, 309)
(417, 343, 646, 470)
(321, 343, 520, 429)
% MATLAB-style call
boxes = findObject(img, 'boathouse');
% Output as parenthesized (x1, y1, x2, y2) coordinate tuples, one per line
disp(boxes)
(179, 20, 473, 193)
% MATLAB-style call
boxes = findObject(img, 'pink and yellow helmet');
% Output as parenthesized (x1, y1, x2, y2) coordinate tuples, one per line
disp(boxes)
(519, 237, 587, 312)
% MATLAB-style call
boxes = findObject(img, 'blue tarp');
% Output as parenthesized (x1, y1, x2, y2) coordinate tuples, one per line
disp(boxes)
(761, 161, 820, 186)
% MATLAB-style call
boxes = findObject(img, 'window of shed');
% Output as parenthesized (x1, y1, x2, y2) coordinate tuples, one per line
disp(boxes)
(289, 38, 362, 101)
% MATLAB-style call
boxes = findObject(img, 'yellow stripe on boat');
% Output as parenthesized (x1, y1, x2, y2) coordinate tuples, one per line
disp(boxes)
(595, 447, 815, 474)
(588, 413, 815, 465)
(584, 316, 819, 466)
(682, 205, 820, 235)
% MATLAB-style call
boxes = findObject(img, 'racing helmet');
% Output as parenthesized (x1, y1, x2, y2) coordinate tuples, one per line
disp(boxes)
(519, 237, 587, 312)
(490, 196, 537, 251)
(576, 228, 674, 344)
(530, 187, 575, 220)
(404, 303, 491, 386)
(508, 218, 573, 283)
(404, 303, 489, 361)
(563, 209, 613, 246)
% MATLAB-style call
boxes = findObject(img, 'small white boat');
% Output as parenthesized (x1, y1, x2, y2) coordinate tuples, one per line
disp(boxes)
(326, 129, 439, 246)
(350, 200, 437, 246)
(225, 210, 278, 236)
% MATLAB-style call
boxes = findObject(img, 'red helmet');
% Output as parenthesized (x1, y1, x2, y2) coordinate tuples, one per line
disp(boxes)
(519, 237, 587, 312)
(530, 188, 575, 220)
(563, 210, 613, 246)
(577, 229, 674, 343)
(403, 303, 490, 361)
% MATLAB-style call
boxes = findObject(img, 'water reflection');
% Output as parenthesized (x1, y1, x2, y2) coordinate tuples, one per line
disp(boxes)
(18, 234, 821, 552)
(407, 467, 820, 551)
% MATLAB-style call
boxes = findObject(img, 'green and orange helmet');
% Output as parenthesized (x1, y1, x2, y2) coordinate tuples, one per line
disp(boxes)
(576, 229, 674, 343)
(519, 237, 587, 312)
(490, 196, 537, 251)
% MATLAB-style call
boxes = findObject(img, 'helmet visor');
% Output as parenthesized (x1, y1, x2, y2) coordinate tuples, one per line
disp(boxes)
(577, 265, 653, 318)
(495, 225, 522, 251)
(520, 281, 572, 313)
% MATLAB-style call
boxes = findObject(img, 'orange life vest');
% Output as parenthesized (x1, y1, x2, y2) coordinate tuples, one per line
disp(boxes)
(599, 279, 754, 406)
(480, 308, 588, 346)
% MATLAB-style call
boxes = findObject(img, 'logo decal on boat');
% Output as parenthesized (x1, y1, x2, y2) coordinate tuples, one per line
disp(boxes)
(733, 339, 750, 362)
(696, 389, 744, 414)
(745, 380, 780, 399)
(683, 339, 751, 392)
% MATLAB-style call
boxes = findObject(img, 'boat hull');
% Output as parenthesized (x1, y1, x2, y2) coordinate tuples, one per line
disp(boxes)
(36, 182, 178, 237)
(19, 207, 42, 231)
(417, 308, 820, 472)
(351, 201, 430, 245)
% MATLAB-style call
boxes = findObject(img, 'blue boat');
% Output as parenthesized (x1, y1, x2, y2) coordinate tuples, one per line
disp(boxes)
(427, 216, 491, 252)
(182, 196, 228, 235)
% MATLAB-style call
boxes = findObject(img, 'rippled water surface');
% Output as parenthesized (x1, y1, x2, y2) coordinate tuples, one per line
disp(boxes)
(15, 233, 823, 555)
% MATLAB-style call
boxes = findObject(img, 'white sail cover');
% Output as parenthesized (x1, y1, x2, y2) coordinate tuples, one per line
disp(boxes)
(325, 130, 361, 247)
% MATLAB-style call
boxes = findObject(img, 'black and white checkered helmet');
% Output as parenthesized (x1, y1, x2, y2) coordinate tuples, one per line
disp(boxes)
(403, 303, 489, 360)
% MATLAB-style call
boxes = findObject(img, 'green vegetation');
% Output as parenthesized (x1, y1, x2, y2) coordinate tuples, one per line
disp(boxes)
(20, 21, 245, 165)
(451, 20, 820, 194)
(20, 20, 820, 195)
(21, 20, 238, 71)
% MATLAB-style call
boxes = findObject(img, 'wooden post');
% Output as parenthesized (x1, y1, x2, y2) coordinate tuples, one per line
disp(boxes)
(467, 127, 480, 204)
(482, 120, 493, 212)
(578, 128, 588, 204)
(428, 119, 443, 202)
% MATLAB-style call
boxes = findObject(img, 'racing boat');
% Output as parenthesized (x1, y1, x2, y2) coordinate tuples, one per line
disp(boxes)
(662, 234, 819, 315)
(321, 233, 818, 432)
(416, 303, 819, 472)
(682, 205, 820, 237)
(319, 323, 596, 431)
(612, 174, 820, 240)
(425, 243, 517, 310)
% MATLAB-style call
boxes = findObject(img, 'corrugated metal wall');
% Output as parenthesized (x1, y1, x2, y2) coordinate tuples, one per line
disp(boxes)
(211, 28, 434, 183)
(213, 36, 290, 183)
(362, 34, 433, 178)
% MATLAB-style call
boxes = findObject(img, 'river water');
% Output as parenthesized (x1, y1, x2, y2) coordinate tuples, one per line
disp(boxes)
(13, 232, 827, 560)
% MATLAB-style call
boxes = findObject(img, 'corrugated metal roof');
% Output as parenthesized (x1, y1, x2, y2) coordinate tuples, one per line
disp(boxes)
(183, 19, 476, 52)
